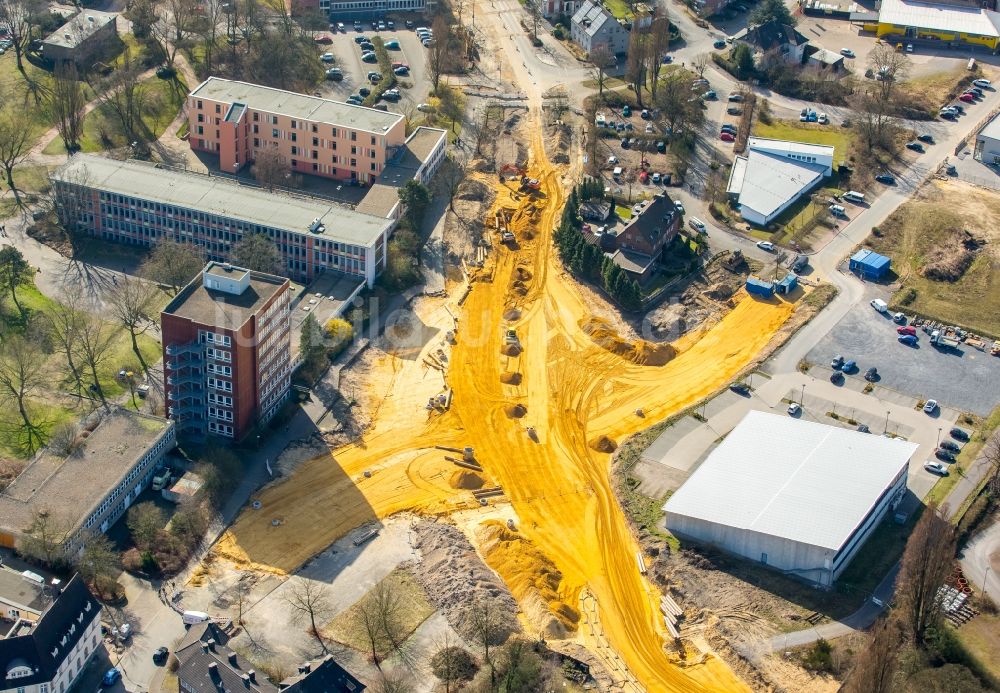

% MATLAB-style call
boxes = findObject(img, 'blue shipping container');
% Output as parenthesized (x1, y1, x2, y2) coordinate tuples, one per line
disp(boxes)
(746, 276, 775, 297)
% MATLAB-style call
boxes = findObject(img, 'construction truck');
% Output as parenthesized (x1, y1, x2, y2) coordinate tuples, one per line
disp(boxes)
(930, 330, 961, 350)
(520, 176, 540, 191)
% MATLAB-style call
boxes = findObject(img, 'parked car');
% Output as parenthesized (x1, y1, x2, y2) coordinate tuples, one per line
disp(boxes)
(656, 141, 666, 153)
(720, 132, 735, 142)
(936, 448, 957, 462)
(893, 312, 906, 323)
(841, 359, 857, 372)
(405, 20, 414, 28)
(857, 424, 871, 433)
(153, 647, 169, 664)
(384, 39, 400, 50)
(923, 399, 939, 413)
(417, 103, 434, 112)
(898, 334, 918, 345)
(674, 200, 684, 213)
(840, 48, 856, 57)
(792, 254, 808, 273)
(728, 93, 744, 102)
(103, 668, 122, 687)
(640, 109, 650, 119)
(951, 427, 971, 441)
(831, 354, 844, 368)
(817, 112, 829, 124)
(830, 371, 844, 384)
(354, 35, 368, 43)
(959, 93, 976, 103)
(969, 87, 984, 96)
(727, 106, 743, 115)
(973, 78, 991, 88)
(713, 38, 726, 48)
(864, 366, 879, 381)
(387, 20, 395, 29)
(917, 134, 934, 143)
(326, 68, 343, 80)
(320, 52, 334, 62)
(924, 461, 949, 476)
(361, 52, 377, 62)
(336, 22, 345, 31)
(906, 43, 913, 52)
(730, 382, 750, 395)
(897, 325, 917, 336)
(314, 34, 332, 44)
(394, 66, 409, 75)
(358, 87, 371, 97)
(875, 173, 896, 184)
(701, 90, 717, 100)
(756, 240, 774, 251)
(787, 402, 801, 416)
(688, 218, 707, 233)
(940, 440, 961, 452)
(651, 172, 661, 184)
(906, 141, 925, 152)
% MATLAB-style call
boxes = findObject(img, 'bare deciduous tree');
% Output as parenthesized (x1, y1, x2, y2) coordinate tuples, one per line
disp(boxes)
(92, 46, 147, 145)
(21, 508, 71, 567)
(46, 291, 86, 394)
(285, 579, 333, 653)
(985, 435, 1000, 498)
(0, 333, 48, 453)
(251, 147, 289, 191)
(647, 15, 671, 99)
(843, 617, 900, 693)
(75, 532, 122, 599)
(139, 239, 204, 294)
(76, 312, 117, 407)
(468, 597, 510, 689)
(625, 30, 650, 108)
(897, 501, 955, 645)
(430, 632, 478, 693)
(127, 502, 166, 551)
(869, 43, 910, 102)
(151, 0, 199, 69)
(589, 45, 613, 97)
(194, 0, 225, 73)
(0, 0, 38, 76)
(50, 64, 87, 153)
(0, 107, 34, 203)
(107, 274, 159, 374)
(692, 52, 710, 78)
(428, 14, 449, 92)
(354, 579, 404, 668)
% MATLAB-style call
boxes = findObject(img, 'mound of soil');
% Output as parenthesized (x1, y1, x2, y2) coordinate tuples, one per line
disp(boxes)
(703, 282, 738, 301)
(412, 521, 520, 643)
(500, 371, 522, 385)
(580, 317, 677, 366)
(476, 521, 580, 639)
(503, 308, 521, 320)
(504, 403, 527, 418)
(589, 435, 617, 453)
(510, 280, 528, 296)
(501, 344, 522, 356)
(920, 229, 979, 282)
(449, 470, 485, 490)
(515, 266, 532, 281)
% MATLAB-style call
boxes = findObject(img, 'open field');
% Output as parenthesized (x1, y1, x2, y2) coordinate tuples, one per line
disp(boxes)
(868, 179, 1000, 338)
(212, 119, 799, 690)
(753, 119, 853, 166)
(957, 614, 1000, 687)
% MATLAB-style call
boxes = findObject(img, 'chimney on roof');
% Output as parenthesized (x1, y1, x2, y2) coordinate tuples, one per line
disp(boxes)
(202, 642, 210, 653)
(248, 670, 257, 683)
(242, 673, 252, 688)
(229, 652, 239, 667)
(208, 662, 220, 679)
(207, 638, 216, 651)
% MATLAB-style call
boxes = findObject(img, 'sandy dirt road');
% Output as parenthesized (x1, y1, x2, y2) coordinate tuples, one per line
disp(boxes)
(212, 126, 795, 690)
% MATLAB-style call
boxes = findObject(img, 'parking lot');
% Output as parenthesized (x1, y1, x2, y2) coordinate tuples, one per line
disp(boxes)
(314, 23, 431, 115)
(806, 288, 1000, 415)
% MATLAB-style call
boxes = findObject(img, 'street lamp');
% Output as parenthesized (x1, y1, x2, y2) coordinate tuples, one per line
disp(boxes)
(984, 566, 992, 595)
(885, 410, 891, 434)
(800, 383, 805, 406)
(937, 427, 942, 447)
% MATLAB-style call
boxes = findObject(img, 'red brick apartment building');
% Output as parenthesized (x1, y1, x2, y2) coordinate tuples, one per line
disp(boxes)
(161, 263, 291, 440)
(188, 77, 408, 185)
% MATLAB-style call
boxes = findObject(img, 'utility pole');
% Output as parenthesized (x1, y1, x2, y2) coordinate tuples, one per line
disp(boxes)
(885, 410, 891, 433)
(800, 383, 805, 406)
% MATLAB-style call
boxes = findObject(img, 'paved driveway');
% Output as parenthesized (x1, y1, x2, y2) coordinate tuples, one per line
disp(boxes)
(805, 289, 1000, 415)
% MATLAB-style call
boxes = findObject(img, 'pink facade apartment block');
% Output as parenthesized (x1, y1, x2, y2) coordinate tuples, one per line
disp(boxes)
(188, 77, 408, 184)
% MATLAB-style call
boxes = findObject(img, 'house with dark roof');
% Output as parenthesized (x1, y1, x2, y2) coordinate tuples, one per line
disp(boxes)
(174, 623, 364, 693)
(740, 20, 810, 64)
(608, 193, 681, 281)
(0, 574, 102, 693)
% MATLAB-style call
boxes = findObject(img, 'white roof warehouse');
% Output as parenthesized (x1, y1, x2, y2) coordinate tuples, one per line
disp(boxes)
(663, 411, 917, 587)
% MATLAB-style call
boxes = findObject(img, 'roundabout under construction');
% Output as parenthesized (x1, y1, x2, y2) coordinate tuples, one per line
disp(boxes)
(211, 123, 798, 691)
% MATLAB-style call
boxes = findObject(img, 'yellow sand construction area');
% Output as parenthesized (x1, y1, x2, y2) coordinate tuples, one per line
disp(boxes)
(213, 130, 795, 691)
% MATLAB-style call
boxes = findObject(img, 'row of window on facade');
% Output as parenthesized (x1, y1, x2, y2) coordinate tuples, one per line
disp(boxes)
(192, 101, 380, 144)
(82, 431, 174, 531)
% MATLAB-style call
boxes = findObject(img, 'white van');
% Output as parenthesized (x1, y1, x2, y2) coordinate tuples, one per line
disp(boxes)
(612, 166, 623, 179)
(870, 298, 888, 313)
(829, 204, 847, 217)
(182, 611, 210, 625)
(843, 191, 865, 204)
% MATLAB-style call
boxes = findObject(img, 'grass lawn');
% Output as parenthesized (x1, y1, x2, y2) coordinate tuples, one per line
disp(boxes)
(957, 615, 1000, 688)
(43, 76, 187, 155)
(836, 508, 922, 605)
(603, 0, 634, 19)
(324, 568, 434, 658)
(0, 164, 55, 218)
(753, 119, 853, 166)
(615, 204, 632, 220)
(903, 66, 972, 113)
(867, 179, 1000, 338)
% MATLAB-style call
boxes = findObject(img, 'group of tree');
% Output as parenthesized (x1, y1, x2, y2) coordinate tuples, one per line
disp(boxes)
(843, 501, 992, 693)
(623, 15, 672, 108)
(298, 314, 354, 383)
(750, 0, 796, 27)
(552, 182, 642, 311)
(379, 180, 431, 290)
(122, 498, 209, 575)
(139, 239, 205, 294)
(852, 43, 910, 149)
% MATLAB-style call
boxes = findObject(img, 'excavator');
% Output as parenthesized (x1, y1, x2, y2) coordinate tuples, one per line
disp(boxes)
(498, 163, 540, 192)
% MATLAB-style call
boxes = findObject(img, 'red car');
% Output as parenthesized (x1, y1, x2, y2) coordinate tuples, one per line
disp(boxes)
(897, 325, 917, 336)
(959, 93, 975, 103)
(313, 34, 333, 44)
(720, 132, 735, 142)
